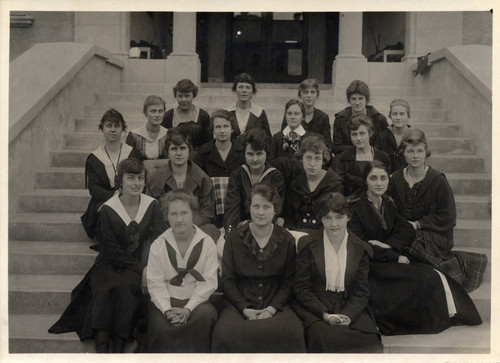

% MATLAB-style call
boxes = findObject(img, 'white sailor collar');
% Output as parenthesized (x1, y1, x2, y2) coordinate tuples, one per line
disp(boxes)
(282, 125, 306, 136)
(102, 193, 157, 225)
(131, 124, 168, 142)
(159, 224, 210, 256)
(225, 102, 263, 118)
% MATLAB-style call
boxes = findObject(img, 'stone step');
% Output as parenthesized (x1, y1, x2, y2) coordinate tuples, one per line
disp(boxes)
(454, 219, 491, 248)
(85, 104, 449, 123)
(381, 322, 490, 353)
(426, 154, 484, 173)
(9, 213, 89, 242)
(9, 314, 94, 353)
(447, 173, 491, 195)
(455, 195, 491, 220)
(35, 168, 85, 189)
(18, 189, 90, 213)
(9, 241, 96, 275)
(95, 93, 443, 110)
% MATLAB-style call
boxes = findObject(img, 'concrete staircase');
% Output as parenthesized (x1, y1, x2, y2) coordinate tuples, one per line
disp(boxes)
(9, 83, 491, 353)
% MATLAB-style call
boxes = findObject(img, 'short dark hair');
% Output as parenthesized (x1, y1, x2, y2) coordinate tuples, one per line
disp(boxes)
(159, 189, 198, 217)
(173, 79, 199, 98)
(211, 109, 236, 132)
(346, 80, 370, 103)
(399, 128, 431, 158)
(115, 158, 145, 188)
(315, 192, 352, 219)
(232, 73, 257, 93)
(298, 78, 320, 97)
(143, 95, 166, 116)
(98, 108, 127, 131)
(362, 160, 391, 189)
(296, 133, 329, 161)
(284, 99, 306, 121)
(164, 128, 192, 153)
(242, 128, 270, 154)
(349, 113, 373, 134)
(250, 182, 282, 216)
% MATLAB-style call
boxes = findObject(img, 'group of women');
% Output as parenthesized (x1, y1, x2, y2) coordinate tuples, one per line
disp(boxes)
(49, 73, 484, 354)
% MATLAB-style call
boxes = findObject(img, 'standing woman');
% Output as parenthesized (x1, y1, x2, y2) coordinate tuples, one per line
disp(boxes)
(224, 128, 285, 234)
(161, 79, 212, 149)
(284, 134, 343, 232)
(126, 95, 169, 160)
(212, 182, 306, 353)
(225, 72, 271, 143)
(375, 99, 411, 173)
(348, 161, 481, 335)
(81, 109, 142, 239)
(333, 114, 390, 198)
(294, 192, 383, 353)
(145, 190, 218, 352)
(49, 158, 164, 353)
(280, 79, 333, 152)
(388, 129, 487, 292)
(333, 80, 388, 155)
(270, 99, 308, 160)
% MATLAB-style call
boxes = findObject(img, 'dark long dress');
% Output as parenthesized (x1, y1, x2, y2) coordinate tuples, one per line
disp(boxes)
(294, 230, 383, 353)
(284, 168, 343, 231)
(332, 105, 388, 155)
(211, 223, 306, 353)
(332, 146, 391, 198)
(348, 194, 481, 334)
(80, 144, 141, 239)
(226, 102, 272, 144)
(49, 194, 164, 341)
(161, 106, 212, 149)
(374, 126, 409, 173)
(125, 125, 169, 160)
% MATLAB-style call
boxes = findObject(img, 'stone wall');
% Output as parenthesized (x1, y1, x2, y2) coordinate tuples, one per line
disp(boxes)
(462, 11, 492, 46)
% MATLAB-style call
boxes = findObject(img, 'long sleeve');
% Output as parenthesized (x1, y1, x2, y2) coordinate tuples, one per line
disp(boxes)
(86, 158, 114, 201)
(339, 251, 370, 322)
(197, 109, 213, 146)
(418, 175, 457, 233)
(294, 245, 329, 319)
(260, 110, 272, 139)
(220, 232, 250, 313)
(384, 208, 416, 254)
(185, 240, 218, 311)
(125, 132, 137, 150)
(147, 238, 173, 313)
(141, 201, 167, 267)
(269, 133, 280, 160)
(223, 170, 242, 232)
(318, 113, 333, 151)
(269, 237, 296, 310)
(332, 115, 352, 155)
(194, 177, 216, 226)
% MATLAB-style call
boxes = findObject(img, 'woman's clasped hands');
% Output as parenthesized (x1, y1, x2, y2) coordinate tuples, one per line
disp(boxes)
(243, 307, 276, 320)
(165, 307, 191, 326)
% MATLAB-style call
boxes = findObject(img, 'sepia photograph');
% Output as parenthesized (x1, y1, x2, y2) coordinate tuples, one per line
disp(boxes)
(2, 1, 496, 362)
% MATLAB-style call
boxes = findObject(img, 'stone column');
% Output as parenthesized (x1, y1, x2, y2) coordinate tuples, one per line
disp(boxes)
(74, 12, 130, 62)
(332, 12, 368, 92)
(165, 12, 201, 84)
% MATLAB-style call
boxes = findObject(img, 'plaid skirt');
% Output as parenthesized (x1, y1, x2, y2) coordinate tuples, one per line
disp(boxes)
(406, 230, 488, 293)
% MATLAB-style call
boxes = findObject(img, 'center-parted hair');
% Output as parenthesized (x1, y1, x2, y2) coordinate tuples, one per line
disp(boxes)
(98, 108, 127, 131)
(173, 79, 199, 98)
(243, 128, 270, 154)
(250, 181, 282, 216)
(115, 157, 145, 188)
(349, 113, 374, 133)
(399, 128, 431, 158)
(346, 80, 370, 103)
(143, 95, 166, 115)
(296, 133, 329, 161)
(298, 78, 320, 97)
(362, 160, 390, 188)
(232, 73, 257, 94)
(315, 192, 352, 219)
(211, 109, 236, 132)
(388, 99, 411, 119)
(159, 189, 199, 216)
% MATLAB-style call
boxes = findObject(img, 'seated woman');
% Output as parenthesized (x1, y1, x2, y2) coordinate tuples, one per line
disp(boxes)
(333, 80, 388, 155)
(270, 99, 309, 160)
(126, 95, 169, 160)
(192, 109, 245, 228)
(212, 182, 306, 353)
(348, 160, 481, 335)
(145, 190, 218, 352)
(225, 72, 271, 143)
(145, 128, 215, 228)
(333, 114, 391, 198)
(388, 129, 487, 293)
(81, 109, 142, 239)
(294, 192, 383, 353)
(161, 79, 212, 150)
(284, 134, 343, 232)
(374, 99, 411, 173)
(224, 128, 285, 234)
(49, 158, 164, 353)
(280, 78, 333, 152)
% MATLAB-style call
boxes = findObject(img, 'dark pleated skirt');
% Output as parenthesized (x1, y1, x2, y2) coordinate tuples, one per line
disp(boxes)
(211, 305, 306, 353)
(305, 320, 383, 353)
(145, 301, 217, 353)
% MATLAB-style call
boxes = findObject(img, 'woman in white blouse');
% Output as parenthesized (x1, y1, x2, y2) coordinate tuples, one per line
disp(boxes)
(145, 189, 218, 352)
